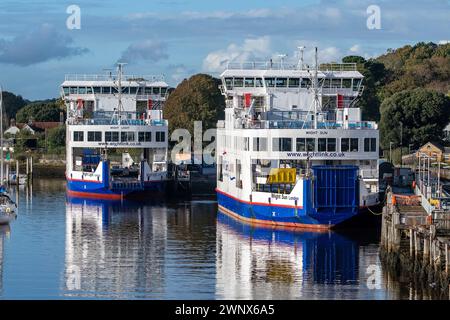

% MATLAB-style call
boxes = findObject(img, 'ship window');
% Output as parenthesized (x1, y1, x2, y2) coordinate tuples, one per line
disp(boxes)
(276, 78, 287, 87)
(301, 78, 311, 88)
(244, 78, 255, 87)
(331, 79, 342, 88)
(161, 87, 167, 95)
(122, 87, 129, 94)
(318, 138, 327, 151)
(265, 77, 275, 87)
(130, 87, 138, 94)
(253, 137, 267, 151)
(87, 131, 102, 142)
(350, 138, 359, 152)
(364, 138, 377, 152)
(341, 138, 349, 152)
(138, 132, 152, 142)
(327, 138, 336, 152)
(322, 78, 331, 88)
(153, 87, 160, 95)
(255, 78, 263, 87)
(121, 132, 135, 142)
(288, 78, 300, 88)
(111, 87, 118, 94)
(105, 131, 119, 142)
(63, 87, 70, 95)
(70, 87, 77, 94)
(272, 138, 292, 152)
(86, 87, 93, 94)
(102, 87, 111, 94)
(144, 87, 152, 95)
(93, 87, 101, 94)
(342, 78, 352, 88)
(156, 131, 165, 142)
(224, 78, 233, 90)
(73, 131, 84, 141)
(233, 78, 244, 87)
(353, 78, 362, 90)
(236, 159, 242, 188)
(218, 156, 223, 182)
(78, 87, 86, 94)
(296, 138, 315, 152)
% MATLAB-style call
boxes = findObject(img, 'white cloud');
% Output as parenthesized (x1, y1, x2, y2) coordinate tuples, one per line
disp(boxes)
(119, 40, 168, 63)
(202, 36, 271, 72)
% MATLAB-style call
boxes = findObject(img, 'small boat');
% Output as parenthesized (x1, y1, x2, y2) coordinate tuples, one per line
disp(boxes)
(8, 172, 27, 185)
(0, 189, 17, 225)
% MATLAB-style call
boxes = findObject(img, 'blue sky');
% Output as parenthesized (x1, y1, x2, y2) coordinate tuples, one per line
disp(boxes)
(0, 0, 449, 100)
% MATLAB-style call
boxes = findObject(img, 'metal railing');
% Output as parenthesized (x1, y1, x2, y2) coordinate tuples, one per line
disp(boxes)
(64, 74, 165, 82)
(226, 61, 357, 71)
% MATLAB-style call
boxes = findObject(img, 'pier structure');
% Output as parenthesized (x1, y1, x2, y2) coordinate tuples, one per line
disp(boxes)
(381, 154, 450, 297)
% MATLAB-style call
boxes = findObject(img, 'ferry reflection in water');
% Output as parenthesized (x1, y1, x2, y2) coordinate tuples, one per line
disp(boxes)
(64, 197, 168, 298)
(215, 212, 385, 299)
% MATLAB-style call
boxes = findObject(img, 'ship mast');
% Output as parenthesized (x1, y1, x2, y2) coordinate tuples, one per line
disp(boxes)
(313, 47, 320, 129)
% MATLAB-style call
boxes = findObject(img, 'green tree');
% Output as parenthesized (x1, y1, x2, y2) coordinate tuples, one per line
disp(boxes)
(379, 88, 450, 149)
(341, 56, 386, 121)
(163, 74, 225, 136)
(47, 125, 66, 152)
(16, 99, 65, 123)
(1, 91, 28, 124)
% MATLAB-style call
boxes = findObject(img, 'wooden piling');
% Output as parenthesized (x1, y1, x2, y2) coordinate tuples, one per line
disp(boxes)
(410, 229, 414, 257)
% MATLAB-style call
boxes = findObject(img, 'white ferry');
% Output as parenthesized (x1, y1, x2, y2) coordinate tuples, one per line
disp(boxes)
(216, 48, 379, 229)
(61, 64, 169, 200)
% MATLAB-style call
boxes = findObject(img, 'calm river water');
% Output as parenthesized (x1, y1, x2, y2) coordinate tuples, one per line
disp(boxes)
(0, 179, 437, 299)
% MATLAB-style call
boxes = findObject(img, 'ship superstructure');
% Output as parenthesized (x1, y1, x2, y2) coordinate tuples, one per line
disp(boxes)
(216, 48, 379, 229)
(62, 64, 169, 199)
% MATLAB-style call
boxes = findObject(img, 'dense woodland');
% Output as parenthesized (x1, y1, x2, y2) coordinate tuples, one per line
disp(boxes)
(2, 42, 450, 157)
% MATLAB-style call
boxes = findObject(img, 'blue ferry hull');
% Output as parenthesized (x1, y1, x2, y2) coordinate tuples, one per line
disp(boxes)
(67, 179, 166, 200)
(217, 165, 362, 230)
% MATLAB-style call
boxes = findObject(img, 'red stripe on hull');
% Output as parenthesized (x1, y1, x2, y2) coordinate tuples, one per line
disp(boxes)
(67, 190, 123, 200)
(218, 205, 333, 231)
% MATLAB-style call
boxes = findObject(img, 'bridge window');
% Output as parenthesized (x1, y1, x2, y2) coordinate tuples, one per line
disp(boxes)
(322, 79, 331, 88)
(288, 78, 300, 88)
(105, 131, 119, 142)
(364, 138, 377, 152)
(331, 79, 342, 88)
(255, 78, 264, 87)
(87, 131, 102, 142)
(342, 78, 352, 88)
(244, 78, 255, 87)
(301, 78, 311, 88)
(265, 77, 275, 87)
(63, 87, 70, 95)
(253, 137, 267, 151)
(73, 131, 84, 141)
(233, 78, 244, 87)
(145, 87, 152, 94)
(138, 132, 152, 142)
(350, 138, 359, 151)
(156, 131, 165, 142)
(273, 138, 292, 152)
(70, 87, 78, 94)
(86, 87, 93, 94)
(161, 87, 167, 95)
(93, 87, 101, 94)
(111, 87, 118, 94)
(130, 87, 138, 94)
(353, 78, 362, 90)
(224, 78, 233, 90)
(276, 78, 287, 87)
(102, 87, 111, 94)
(153, 87, 160, 95)
(78, 87, 86, 94)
